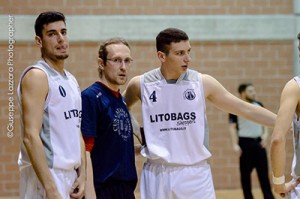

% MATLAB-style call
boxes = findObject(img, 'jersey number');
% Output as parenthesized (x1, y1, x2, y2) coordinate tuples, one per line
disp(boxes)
(149, 91, 157, 102)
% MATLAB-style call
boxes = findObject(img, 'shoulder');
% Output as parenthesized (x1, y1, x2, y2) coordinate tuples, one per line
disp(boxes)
(127, 75, 142, 89)
(22, 67, 48, 85)
(82, 83, 100, 97)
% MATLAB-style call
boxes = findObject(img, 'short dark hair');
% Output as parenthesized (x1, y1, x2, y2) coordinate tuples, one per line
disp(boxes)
(297, 32, 300, 40)
(156, 28, 189, 54)
(35, 11, 66, 38)
(98, 37, 130, 76)
(238, 83, 253, 94)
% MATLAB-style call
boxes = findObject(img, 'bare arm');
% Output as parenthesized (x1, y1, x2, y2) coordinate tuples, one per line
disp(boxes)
(70, 134, 86, 199)
(228, 123, 241, 155)
(202, 74, 276, 128)
(271, 79, 300, 196)
(123, 76, 141, 110)
(84, 152, 96, 199)
(21, 69, 62, 199)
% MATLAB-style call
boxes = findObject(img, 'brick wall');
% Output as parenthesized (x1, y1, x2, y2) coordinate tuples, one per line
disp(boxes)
(0, 0, 295, 196)
(0, 0, 293, 15)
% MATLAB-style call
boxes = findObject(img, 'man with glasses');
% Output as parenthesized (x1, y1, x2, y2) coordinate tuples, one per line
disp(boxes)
(81, 38, 137, 199)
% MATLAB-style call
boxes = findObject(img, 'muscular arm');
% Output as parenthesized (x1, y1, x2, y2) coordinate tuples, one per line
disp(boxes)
(202, 74, 276, 128)
(21, 69, 62, 199)
(271, 79, 300, 195)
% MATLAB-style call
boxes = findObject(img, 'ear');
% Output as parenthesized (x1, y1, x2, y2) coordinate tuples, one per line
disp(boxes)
(98, 58, 105, 70)
(157, 51, 166, 63)
(35, 35, 42, 47)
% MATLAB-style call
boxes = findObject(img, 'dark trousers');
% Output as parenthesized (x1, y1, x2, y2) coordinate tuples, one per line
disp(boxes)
(94, 180, 136, 199)
(239, 137, 275, 199)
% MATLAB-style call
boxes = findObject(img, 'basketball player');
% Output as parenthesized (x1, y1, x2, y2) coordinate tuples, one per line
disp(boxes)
(270, 33, 300, 198)
(81, 38, 137, 199)
(123, 28, 276, 199)
(17, 11, 85, 199)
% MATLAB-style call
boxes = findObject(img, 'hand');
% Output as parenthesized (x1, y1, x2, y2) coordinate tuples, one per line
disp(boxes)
(260, 136, 268, 148)
(233, 144, 242, 156)
(70, 171, 86, 199)
(274, 179, 300, 198)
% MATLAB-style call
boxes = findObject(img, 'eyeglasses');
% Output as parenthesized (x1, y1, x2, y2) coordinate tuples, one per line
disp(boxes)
(106, 58, 133, 66)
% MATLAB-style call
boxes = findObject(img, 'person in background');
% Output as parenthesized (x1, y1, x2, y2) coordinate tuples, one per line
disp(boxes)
(229, 83, 274, 199)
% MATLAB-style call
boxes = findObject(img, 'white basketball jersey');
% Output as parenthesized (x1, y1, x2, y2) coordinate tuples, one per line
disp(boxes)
(141, 68, 211, 165)
(292, 76, 300, 178)
(17, 60, 82, 170)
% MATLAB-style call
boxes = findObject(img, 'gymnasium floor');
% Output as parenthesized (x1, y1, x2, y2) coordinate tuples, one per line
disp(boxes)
(0, 189, 282, 199)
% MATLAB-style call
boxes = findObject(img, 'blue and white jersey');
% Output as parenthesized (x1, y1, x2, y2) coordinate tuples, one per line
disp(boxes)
(141, 68, 211, 165)
(292, 75, 300, 178)
(17, 60, 82, 170)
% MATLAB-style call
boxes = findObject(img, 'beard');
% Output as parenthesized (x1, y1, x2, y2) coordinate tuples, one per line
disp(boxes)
(56, 54, 69, 60)
(41, 46, 69, 61)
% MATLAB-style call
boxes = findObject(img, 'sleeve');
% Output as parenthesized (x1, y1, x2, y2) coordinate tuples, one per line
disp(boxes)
(83, 136, 95, 152)
(81, 89, 99, 137)
(228, 113, 238, 124)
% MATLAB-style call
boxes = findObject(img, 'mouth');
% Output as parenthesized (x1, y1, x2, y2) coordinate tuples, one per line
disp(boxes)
(182, 65, 188, 69)
(56, 45, 68, 52)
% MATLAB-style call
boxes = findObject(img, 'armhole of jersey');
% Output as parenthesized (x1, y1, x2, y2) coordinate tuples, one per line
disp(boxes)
(294, 76, 300, 89)
(198, 73, 207, 112)
(140, 75, 145, 103)
(18, 65, 51, 111)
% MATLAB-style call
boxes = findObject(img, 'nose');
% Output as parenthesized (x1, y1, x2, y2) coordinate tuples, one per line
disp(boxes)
(57, 32, 64, 43)
(185, 53, 191, 62)
(120, 61, 127, 70)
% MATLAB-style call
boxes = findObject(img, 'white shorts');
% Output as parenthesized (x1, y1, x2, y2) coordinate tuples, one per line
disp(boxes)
(20, 166, 77, 199)
(140, 160, 215, 199)
(286, 179, 300, 199)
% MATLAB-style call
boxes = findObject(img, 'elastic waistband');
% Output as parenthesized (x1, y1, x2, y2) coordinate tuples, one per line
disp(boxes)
(146, 159, 208, 168)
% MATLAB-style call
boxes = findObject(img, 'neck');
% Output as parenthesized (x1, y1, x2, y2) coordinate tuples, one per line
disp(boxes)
(99, 78, 119, 92)
(160, 66, 182, 81)
(42, 57, 65, 75)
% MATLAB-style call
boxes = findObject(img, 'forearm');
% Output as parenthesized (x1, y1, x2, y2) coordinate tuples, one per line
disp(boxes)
(229, 125, 238, 147)
(240, 104, 276, 128)
(85, 152, 96, 199)
(270, 134, 286, 178)
(78, 135, 86, 178)
(23, 132, 58, 193)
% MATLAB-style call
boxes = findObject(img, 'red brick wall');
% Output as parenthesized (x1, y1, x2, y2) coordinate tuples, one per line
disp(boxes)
(0, 0, 295, 196)
(0, 0, 293, 15)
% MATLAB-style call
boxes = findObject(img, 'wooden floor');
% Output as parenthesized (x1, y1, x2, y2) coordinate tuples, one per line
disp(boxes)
(0, 189, 281, 199)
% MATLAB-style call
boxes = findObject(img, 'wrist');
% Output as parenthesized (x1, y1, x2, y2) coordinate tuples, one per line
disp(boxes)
(272, 174, 285, 185)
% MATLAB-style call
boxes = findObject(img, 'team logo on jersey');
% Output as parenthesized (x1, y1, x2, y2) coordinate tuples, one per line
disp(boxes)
(113, 108, 132, 141)
(59, 85, 66, 97)
(183, 89, 196, 100)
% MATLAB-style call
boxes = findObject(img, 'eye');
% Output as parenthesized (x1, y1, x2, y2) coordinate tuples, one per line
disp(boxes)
(176, 51, 185, 56)
(124, 58, 132, 64)
(61, 30, 67, 35)
(114, 58, 122, 63)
